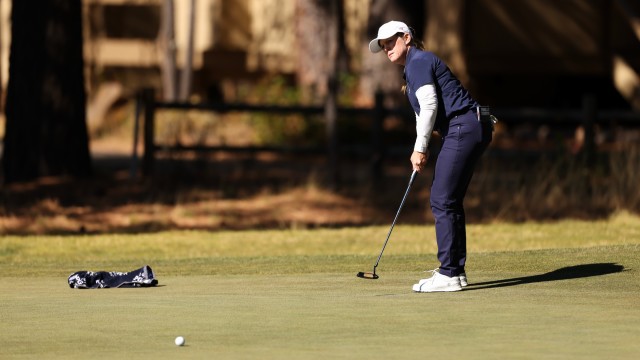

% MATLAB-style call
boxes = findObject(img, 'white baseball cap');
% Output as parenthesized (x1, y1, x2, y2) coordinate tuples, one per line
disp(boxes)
(369, 20, 411, 53)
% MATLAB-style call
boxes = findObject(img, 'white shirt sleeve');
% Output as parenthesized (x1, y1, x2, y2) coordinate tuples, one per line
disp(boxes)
(414, 84, 438, 153)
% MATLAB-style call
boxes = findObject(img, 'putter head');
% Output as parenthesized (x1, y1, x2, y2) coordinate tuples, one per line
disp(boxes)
(356, 271, 379, 280)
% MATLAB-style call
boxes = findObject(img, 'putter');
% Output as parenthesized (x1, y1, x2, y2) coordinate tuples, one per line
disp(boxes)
(357, 170, 418, 280)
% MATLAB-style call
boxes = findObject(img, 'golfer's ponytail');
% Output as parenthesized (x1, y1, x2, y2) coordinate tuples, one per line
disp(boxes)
(407, 27, 424, 51)
(402, 28, 424, 94)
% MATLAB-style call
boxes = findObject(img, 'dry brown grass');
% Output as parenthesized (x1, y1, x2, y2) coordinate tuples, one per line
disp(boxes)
(0, 176, 381, 235)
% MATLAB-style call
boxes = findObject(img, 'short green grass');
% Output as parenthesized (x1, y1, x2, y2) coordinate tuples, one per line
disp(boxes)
(1, 213, 639, 359)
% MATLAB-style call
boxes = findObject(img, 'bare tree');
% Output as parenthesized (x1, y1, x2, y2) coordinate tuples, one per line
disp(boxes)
(2, 0, 91, 183)
(296, 0, 336, 99)
(160, 0, 178, 101)
(178, 0, 196, 101)
(295, 0, 349, 186)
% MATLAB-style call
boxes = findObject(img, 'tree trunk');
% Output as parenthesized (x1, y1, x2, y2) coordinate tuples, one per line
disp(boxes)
(295, 0, 335, 99)
(160, 0, 177, 102)
(295, 1, 350, 185)
(178, 0, 196, 101)
(3, 0, 92, 184)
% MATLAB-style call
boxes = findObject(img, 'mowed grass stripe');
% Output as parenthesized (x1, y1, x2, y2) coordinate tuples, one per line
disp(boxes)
(1, 245, 639, 278)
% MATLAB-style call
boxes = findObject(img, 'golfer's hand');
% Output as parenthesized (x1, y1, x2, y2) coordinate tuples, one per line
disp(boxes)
(410, 151, 428, 172)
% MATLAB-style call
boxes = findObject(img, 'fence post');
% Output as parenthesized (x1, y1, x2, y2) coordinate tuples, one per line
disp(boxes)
(142, 88, 156, 176)
(582, 93, 597, 167)
(371, 91, 385, 181)
(129, 90, 143, 179)
(325, 76, 339, 189)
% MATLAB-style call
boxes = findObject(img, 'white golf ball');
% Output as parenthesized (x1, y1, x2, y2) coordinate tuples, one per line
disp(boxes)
(175, 336, 185, 346)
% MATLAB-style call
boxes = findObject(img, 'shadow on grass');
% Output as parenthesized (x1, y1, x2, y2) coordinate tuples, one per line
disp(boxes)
(466, 263, 625, 291)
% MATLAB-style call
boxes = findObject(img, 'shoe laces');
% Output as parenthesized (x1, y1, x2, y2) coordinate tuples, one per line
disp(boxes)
(423, 268, 440, 276)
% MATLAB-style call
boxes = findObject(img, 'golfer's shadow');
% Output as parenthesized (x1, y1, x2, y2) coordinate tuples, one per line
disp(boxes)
(465, 263, 625, 291)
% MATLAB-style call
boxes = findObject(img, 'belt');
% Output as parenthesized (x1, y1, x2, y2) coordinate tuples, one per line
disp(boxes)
(451, 107, 493, 122)
(450, 108, 474, 120)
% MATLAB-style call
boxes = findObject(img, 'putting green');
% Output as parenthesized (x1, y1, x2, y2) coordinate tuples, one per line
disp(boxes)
(1, 245, 639, 359)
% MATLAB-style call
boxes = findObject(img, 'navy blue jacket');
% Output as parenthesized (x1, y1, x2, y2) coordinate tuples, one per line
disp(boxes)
(404, 47, 478, 131)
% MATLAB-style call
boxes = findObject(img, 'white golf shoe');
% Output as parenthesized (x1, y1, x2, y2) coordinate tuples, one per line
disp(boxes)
(413, 269, 462, 292)
(459, 273, 468, 287)
(415, 270, 468, 287)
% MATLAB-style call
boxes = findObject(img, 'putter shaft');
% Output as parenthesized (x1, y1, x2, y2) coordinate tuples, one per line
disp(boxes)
(359, 170, 417, 279)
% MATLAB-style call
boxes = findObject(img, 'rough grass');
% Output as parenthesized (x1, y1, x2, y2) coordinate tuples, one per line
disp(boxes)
(1, 211, 638, 276)
(1, 216, 640, 359)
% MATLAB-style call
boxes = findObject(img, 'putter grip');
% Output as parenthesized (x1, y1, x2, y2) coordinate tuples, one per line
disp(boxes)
(409, 170, 418, 186)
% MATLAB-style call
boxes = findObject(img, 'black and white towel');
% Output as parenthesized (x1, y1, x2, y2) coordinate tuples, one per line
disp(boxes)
(68, 265, 158, 289)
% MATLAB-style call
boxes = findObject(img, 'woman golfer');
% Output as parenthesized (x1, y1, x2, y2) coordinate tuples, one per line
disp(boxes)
(369, 21, 492, 292)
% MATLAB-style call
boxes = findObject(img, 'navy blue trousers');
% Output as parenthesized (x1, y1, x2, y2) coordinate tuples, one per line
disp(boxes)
(430, 111, 492, 277)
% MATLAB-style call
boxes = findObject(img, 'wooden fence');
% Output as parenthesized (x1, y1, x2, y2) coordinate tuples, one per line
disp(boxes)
(132, 89, 640, 184)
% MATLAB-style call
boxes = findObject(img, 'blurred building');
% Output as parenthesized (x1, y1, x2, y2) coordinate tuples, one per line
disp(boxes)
(81, 0, 640, 111)
(80, 0, 369, 100)
(426, 0, 640, 109)
(0, 0, 638, 114)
